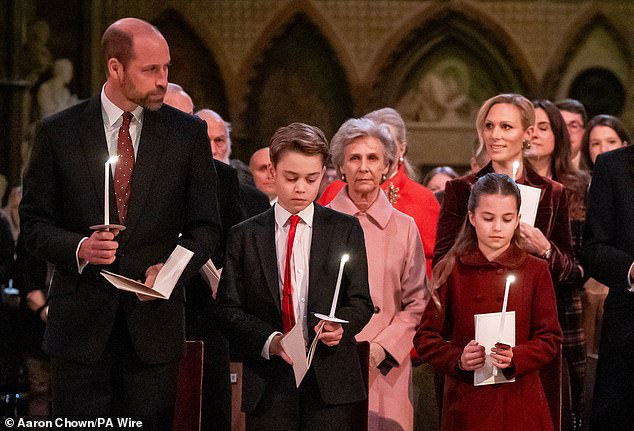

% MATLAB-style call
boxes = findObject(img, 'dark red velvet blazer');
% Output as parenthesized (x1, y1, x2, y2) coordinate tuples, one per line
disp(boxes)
(433, 162, 575, 283)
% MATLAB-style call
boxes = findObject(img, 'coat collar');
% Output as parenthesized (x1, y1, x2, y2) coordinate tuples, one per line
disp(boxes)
(117, 107, 166, 248)
(308, 204, 334, 308)
(253, 204, 334, 315)
(79, 96, 110, 223)
(627, 146, 634, 180)
(476, 161, 549, 189)
(329, 185, 393, 229)
(253, 209, 281, 313)
(460, 243, 527, 269)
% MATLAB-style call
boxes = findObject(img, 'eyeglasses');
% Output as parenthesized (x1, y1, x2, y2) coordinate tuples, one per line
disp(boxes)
(567, 121, 584, 132)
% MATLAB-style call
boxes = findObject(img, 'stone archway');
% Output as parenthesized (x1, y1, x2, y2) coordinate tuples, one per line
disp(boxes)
(153, 10, 230, 120)
(239, 13, 353, 155)
(367, 6, 533, 167)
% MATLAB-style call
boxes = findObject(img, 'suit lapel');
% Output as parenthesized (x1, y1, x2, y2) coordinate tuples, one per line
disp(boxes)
(119, 109, 166, 247)
(628, 147, 634, 181)
(308, 205, 333, 315)
(79, 97, 111, 223)
(255, 210, 282, 314)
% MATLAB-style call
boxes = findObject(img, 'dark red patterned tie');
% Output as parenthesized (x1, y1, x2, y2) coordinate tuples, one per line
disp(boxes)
(282, 214, 300, 332)
(114, 112, 135, 224)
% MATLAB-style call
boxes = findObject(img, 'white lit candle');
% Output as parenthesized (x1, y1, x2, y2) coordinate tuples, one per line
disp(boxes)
(329, 254, 350, 317)
(104, 156, 119, 226)
(497, 275, 515, 341)
(512, 160, 520, 181)
(493, 274, 515, 376)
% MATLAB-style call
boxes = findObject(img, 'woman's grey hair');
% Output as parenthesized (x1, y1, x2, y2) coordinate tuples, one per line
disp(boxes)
(364, 107, 420, 181)
(364, 107, 406, 147)
(330, 117, 397, 176)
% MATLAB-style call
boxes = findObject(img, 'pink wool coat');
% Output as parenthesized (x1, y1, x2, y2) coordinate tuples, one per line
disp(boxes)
(328, 187, 427, 431)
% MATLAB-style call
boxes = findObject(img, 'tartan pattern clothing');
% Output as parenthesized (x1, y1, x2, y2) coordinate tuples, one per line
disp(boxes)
(556, 291, 586, 414)
(554, 209, 587, 415)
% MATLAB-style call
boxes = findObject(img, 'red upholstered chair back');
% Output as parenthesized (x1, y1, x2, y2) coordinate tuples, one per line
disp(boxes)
(173, 341, 204, 431)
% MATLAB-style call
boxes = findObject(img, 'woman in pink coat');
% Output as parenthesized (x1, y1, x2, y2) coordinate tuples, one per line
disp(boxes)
(319, 108, 439, 277)
(327, 117, 427, 431)
(414, 173, 562, 431)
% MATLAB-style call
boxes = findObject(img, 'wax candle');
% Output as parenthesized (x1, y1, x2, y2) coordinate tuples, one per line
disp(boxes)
(493, 274, 515, 377)
(512, 160, 520, 181)
(329, 254, 350, 317)
(104, 156, 119, 226)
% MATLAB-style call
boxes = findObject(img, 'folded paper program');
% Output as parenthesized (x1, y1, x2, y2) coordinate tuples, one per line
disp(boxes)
(199, 259, 221, 299)
(101, 245, 194, 299)
(280, 321, 325, 387)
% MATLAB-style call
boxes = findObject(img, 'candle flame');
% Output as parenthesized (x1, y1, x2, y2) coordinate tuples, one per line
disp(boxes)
(106, 155, 120, 165)
(507, 275, 516, 283)
(342, 254, 349, 263)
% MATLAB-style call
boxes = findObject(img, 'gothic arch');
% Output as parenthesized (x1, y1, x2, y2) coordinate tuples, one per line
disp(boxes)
(152, 9, 230, 118)
(542, 5, 633, 99)
(237, 12, 353, 156)
(234, 0, 358, 106)
(368, 1, 537, 107)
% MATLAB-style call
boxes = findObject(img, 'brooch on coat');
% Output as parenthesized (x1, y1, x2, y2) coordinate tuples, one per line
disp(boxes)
(384, 182, 400, 205)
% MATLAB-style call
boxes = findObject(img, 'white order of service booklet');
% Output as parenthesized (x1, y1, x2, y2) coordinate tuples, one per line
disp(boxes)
(101, 245, 194, 299)
(280, 322, 324, 387)
(517, 184, 542, 227)
(474, 311, 516, 386)
(199, 259, 222, 299)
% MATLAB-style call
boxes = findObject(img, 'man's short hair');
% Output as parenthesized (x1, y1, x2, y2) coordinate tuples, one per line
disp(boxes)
(101, 19, 162, 70)
(269, 122, 328, 167)
(101, 27, 134, 68)
(555, 98, 588, 125)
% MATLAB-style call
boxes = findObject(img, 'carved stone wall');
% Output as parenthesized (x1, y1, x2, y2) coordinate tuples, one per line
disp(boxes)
(13, 0, 634, 168)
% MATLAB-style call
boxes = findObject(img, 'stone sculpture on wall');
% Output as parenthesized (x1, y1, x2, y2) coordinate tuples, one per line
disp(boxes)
(18, 20, 53, 83)
(397, 58, 477, 125)
(36, 58, 79, 119)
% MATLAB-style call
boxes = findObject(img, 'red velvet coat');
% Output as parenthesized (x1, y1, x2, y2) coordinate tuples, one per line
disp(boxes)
(319, 165, 439, 276)
(434, 162, 576, 283)
(414, 245, 562, 431)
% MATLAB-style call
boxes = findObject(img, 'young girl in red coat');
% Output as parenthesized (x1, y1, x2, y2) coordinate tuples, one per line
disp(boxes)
(414, 173, 562, 431)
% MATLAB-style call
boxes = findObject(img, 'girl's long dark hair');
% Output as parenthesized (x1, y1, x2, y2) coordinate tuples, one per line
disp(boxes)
(429, 173, 521, 310)
(531, 99, 589, 220)
(580, 114, 631, 171)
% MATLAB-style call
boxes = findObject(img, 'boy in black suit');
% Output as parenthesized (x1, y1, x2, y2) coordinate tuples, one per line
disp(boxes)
(216, 122, 373, 430)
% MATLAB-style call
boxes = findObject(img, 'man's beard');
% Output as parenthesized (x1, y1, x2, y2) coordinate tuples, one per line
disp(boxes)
(122, 75, 165, 111)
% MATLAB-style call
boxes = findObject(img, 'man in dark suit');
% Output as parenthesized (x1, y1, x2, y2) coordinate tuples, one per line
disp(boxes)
(19, 18, 220, 429)
(583, 145, 634, 430)
(164, 84, 246, 261)
(196, 108, 270, 219)
(164, 83, 243, 431)
(216, 123, 373, 430)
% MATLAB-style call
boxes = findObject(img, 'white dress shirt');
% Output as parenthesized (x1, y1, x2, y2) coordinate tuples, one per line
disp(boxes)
(261, 203, 314, 359)
(75, 88, 145, 273)
(100, 86, 144, 160)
